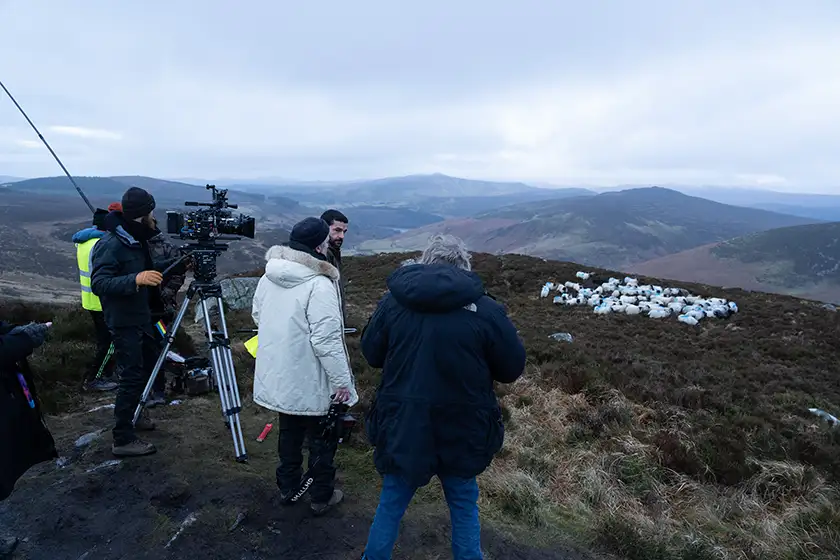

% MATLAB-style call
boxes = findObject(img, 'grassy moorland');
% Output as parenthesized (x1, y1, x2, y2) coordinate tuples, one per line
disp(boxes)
(4, 251, 840, 559)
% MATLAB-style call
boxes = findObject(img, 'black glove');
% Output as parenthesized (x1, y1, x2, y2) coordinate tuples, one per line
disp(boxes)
(9, 322, 50, 349)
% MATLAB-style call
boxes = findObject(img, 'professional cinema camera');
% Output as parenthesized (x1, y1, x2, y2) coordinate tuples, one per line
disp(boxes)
(167, 184, 256, 244)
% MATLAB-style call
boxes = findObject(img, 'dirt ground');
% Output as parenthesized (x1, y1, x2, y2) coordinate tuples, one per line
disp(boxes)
(0, 391, 601, 560)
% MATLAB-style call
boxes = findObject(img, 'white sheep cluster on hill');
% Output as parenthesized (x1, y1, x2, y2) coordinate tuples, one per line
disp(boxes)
(539, 272, 738, 325)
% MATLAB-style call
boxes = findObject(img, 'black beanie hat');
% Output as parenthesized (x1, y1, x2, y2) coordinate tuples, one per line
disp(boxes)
(122, 187, 156, 220)
(290, 217, 330, 251)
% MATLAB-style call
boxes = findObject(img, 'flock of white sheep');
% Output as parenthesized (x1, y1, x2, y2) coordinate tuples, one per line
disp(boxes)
(540, 271, 738, 325)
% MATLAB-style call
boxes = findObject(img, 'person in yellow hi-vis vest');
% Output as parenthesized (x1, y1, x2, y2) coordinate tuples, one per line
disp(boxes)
(73, 203, 122, 392)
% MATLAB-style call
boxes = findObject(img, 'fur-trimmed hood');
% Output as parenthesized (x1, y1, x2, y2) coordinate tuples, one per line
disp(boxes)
(263, 245, 339, 288)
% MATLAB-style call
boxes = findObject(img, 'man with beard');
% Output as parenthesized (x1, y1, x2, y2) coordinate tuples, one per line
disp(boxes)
(91, 187, 185, 457)
(319, 210, 349, 320)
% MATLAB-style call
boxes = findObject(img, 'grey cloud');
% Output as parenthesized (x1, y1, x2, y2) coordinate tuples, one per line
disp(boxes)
(1, 0, 839, 191)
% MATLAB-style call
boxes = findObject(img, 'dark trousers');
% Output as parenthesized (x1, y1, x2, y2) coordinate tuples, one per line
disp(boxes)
(85, 311, 115, 383)
(111, 326, 162, 445)
(275, 412, 338, 504)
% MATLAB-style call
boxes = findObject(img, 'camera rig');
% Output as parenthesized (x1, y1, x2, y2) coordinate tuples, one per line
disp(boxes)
(136, 185, 257, 463)
(163, 185, 256, 283)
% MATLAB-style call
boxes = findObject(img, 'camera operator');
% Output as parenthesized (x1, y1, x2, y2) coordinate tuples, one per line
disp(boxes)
(358, 234, 526, 560)
(1, 320, 57, 557)
(91, 186, 186, 458)
(251, 217, 358, 516)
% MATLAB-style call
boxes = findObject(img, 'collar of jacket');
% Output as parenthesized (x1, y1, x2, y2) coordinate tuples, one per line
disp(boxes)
(327, 244, 342, 265)
(104, 211, 158, 248)
(264, 244, 339, 281)
(72, 227, 106, 244)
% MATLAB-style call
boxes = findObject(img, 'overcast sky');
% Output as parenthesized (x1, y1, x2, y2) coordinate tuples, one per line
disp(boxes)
(1, 1, 839, 191)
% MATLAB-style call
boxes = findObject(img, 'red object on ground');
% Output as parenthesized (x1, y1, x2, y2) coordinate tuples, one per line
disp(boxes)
(256, 423, 273, 442)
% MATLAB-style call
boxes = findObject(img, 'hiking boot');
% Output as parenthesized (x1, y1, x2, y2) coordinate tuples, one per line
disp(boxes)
(311, 489, 343, 516)
(112, 439, 156, 457)
(0, 537, 18, 558)
(84, 378, 118, 392)
(146, 390, 167, 408)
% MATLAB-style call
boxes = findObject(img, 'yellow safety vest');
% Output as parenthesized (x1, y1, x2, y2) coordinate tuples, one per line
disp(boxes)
(76, 238, 102, 311)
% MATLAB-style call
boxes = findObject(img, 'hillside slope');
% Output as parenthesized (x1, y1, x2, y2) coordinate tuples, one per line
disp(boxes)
(3, 252, 840, 559)
(358, 187, 820, 268)
(631, 222, 840, 303)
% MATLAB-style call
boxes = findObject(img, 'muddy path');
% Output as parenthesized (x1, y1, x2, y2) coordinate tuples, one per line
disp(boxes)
(1, 394, 603, 560)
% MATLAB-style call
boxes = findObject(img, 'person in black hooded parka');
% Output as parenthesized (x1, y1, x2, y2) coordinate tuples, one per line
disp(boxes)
(1, 320, 56, 500)
(1, 320, 57, 556)
(359, 234, 526, 560)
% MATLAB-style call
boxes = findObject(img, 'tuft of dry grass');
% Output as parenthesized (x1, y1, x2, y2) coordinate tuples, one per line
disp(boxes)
(483, 375, 840, 559)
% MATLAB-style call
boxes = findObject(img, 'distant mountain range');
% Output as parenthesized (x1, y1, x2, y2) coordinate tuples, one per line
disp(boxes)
(357, 186, 820, 268)
(672, 186, 840, 222)
(3, 172, 840, 303)
(0, 175, 266, 209)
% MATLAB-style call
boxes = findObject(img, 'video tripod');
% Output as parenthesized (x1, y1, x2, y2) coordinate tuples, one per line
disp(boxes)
(133, 239, 249, 463)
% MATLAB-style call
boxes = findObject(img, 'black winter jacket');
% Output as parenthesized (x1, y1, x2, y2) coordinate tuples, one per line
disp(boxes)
(325, 245, 347, 320)
(1, 322, 57, 501)
(90, 212, 180, 329)
(361, 263, 526, 487)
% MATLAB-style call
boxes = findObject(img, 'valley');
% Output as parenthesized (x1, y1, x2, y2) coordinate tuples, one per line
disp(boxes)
(632, 222, 840, 303)
(2, 173, 840, 305)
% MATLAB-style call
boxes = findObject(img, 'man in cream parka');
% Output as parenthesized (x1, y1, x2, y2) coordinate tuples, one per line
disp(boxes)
(251, 216, 358, 516)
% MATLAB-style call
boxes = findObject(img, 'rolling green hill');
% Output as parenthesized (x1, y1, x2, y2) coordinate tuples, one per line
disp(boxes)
(359, 187, 821, 268)
(631, 222, 840, 303)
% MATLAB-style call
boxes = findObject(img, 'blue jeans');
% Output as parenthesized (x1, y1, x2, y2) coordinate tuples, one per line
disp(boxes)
(362, 474, 483, 560)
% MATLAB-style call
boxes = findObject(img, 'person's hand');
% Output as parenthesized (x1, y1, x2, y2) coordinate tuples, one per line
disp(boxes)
(332, 387, 351, 403)
(136, 270, 163, 287)
(9, 322, 50, 348)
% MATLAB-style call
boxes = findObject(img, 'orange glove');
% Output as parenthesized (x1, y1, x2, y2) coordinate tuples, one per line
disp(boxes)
(136, 270, 163, 287)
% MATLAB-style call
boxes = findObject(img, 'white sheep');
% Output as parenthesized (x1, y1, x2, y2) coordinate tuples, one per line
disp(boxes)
(542, 273, 738, 325)
(649, 308, 671, 319)
(678, 314, 699, 325)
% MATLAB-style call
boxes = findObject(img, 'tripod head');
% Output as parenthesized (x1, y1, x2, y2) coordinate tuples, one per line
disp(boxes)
(176, 239, 230, 285)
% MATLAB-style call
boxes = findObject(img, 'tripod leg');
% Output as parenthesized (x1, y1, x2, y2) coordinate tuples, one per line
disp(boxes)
(199, 298, 248, 463)
(133, 293, 192, 426)
(216, 299, 248, 457)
